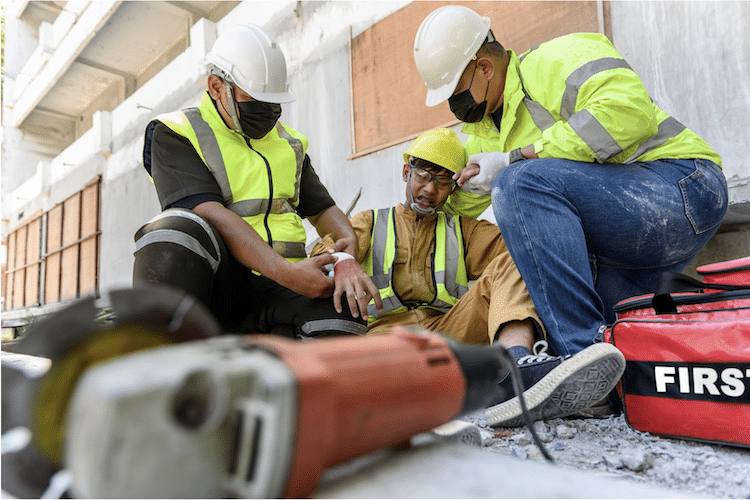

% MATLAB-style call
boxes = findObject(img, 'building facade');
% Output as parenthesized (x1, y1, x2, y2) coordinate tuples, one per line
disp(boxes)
(3, 0, 749, 326)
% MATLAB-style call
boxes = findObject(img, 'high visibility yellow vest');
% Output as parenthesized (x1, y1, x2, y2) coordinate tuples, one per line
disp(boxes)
(463, 33, 722, 167)
(154, 92, 309, 261)
(363, 207, 469, 322)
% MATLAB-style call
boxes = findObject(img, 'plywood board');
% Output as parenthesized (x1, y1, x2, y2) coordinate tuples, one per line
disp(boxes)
(63, 193, 81, 245)
(26, 218, 41, 265)
(24, 218, 41, 306)
(25, 263, 40, 307)
(12, 226, 28, 309)
(79, 236, 98, 297)
(350, 1, 606, 155)
(81, 182, 100, 237)
(7, 232, 16, 270)
(5, 233, 16, 311)
(12, 268, 25, 310)
(47, 205, 63, 253)
(45, 253, 61, 305)
(60, 247, 79, 301)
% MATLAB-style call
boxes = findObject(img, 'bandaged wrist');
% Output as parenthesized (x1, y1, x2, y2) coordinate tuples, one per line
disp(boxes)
(331, 252, 355, 265)
(325, 252, 355, 277)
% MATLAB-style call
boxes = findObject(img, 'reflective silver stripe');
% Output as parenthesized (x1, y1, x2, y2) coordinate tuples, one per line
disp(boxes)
(435, 271, 469, 299)
(228, 198, 295, 218)
(442, 214, 461, 297)
(623, 116, 687, 164)
(271, 241, 307, 259)
(518, 71, 557, 132)
(134, 229, 220, 273)
(146, 209, 222, 262)
(275, 123, 303, 206)
(183, 108, 233, 205)
(429, 298, 454, 313)
(560, 58, 632, 119)
(300, 319, 366, 336)
(368, 295, 403, 317)
(568, 109, 622, 162)
(519, 51, 633, 159)
(370, 208, 391, 289)
(524, 98, 557, 132)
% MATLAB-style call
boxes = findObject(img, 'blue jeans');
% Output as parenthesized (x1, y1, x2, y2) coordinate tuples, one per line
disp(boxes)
(492, 158, 728, 357)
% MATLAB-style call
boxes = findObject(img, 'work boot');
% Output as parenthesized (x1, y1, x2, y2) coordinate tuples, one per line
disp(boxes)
(485, 341, 625, 427)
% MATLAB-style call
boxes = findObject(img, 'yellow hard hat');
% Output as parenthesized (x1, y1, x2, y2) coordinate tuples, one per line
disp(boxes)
(403, 128, 467, 174)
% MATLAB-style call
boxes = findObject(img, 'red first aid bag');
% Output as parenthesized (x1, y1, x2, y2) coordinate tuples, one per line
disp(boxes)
(697, 255, 750, 286)
(609, 270, 750, 449)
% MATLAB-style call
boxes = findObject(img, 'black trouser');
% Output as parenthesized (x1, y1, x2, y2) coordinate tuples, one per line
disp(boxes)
(133, 208, 366, 337)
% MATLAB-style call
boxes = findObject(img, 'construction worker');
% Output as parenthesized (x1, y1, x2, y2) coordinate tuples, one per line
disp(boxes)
(312, 128, 626, 427)
(413, 6, 727, 405)
(133, 24, 382, 338)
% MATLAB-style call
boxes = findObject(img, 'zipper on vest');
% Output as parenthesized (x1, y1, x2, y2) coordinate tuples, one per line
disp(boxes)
(247, 140, 274, 247)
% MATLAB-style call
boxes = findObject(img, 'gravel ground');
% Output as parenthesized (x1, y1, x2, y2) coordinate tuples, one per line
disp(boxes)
(462, 410, 750, 499)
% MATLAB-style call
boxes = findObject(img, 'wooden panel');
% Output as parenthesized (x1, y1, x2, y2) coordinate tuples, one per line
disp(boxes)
(45, 205, 63, 304)
(350, 1, 606, 155)
(45, 253, 61, 305)
(79, 182, 100, 298)
(47, 205, 63, 253)
(5, 233, 16, 311)
(12, 226, 28, 309)
(63, 193, 81, 245)
(24, 218, 42, 307)
(1, 242, 6, 312)
(61, 193, 81, 301)
(79, 237, 98, 297)
(81, 182, 100, 237)
(61, 246, 79, 301)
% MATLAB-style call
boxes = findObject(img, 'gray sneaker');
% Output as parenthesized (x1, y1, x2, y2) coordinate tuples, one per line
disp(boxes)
(485, 341, 625, 427)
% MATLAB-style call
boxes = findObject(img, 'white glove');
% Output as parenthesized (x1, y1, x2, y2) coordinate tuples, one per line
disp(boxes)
(462, 151, 511, 195)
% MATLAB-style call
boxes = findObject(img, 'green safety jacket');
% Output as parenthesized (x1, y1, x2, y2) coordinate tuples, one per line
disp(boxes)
(463, 33, 722, 169)
(363, 207, 469, 321)
(154, 92, 309, 261)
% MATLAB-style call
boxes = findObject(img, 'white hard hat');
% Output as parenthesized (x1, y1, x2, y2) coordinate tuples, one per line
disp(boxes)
(204, 24, 296, 103)
(414, 6, 491, 107)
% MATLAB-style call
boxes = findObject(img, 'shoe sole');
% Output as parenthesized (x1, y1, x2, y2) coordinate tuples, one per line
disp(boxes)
(485, 343, 625, 427)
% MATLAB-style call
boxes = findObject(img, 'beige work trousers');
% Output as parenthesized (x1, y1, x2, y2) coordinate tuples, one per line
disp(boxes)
(367, 251, 541, 344)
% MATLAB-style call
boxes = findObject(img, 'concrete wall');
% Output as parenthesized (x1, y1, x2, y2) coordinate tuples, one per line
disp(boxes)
(608, 1, 750, 271)
(609, 1, 749, 195)
(3, 0, 750, 300)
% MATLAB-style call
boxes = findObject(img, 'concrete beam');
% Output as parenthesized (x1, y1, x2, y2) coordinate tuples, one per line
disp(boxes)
(12, 0, 121, 128)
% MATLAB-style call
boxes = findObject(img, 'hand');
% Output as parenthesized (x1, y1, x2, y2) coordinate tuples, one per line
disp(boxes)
(328, 252, 383, 320)
(286, 254, 337, 298)
(454, 151, 511, 195)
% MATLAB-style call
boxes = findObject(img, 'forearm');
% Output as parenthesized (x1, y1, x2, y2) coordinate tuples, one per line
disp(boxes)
(192, 201, 293, 284)
(309, 205, 357, 256)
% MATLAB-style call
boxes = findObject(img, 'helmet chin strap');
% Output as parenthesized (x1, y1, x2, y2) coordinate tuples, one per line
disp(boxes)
(407, 170, 437, 216)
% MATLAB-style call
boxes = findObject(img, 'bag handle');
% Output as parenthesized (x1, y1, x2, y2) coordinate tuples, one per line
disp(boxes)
(652, 271, 750, 314)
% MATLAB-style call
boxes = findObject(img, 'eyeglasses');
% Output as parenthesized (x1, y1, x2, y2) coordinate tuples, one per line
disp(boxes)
(409, 164, 457, 190)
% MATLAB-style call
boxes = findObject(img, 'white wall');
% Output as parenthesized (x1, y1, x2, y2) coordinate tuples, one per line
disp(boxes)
(609, 1, 749, 194)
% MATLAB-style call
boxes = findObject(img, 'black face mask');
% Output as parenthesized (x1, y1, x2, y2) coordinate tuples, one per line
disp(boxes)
(448, 63, 489, 123)
(236, 100, 282, 139)
(448, 89, 487, 123)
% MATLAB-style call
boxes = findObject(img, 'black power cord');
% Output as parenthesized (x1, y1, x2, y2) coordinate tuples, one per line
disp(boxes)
(496, 345, 554, 462)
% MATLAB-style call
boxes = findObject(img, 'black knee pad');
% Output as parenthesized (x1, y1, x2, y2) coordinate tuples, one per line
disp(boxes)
(133, 209, 223, 303)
